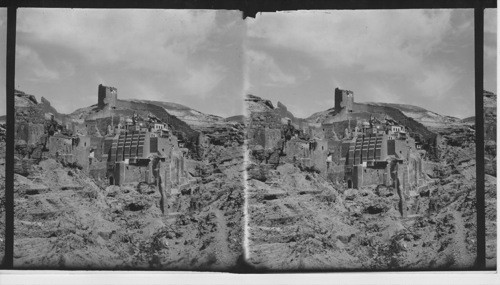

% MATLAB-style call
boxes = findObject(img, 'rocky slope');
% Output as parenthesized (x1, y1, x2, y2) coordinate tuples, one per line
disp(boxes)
(11, 89, 245, 270)
(246, 93, 495, 271)
(484, 91, 497, 177)
(11, 119, 245, 270)
(69, 99, 203, 158)
(15, 90, 68, 123)
(307, 102, 437, 144)
(13, 150, 244, 270)
(247, 138, 483, 270)
(366, 102, 463, 130)
(129, 99, 227, 129)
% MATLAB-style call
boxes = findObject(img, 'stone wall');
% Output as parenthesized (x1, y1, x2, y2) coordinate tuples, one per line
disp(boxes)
(283, 137, 329, 176)
(46, 135, 90, 170)
(83, 120, 103, 137)
(248, 111, 282, 149)
(326, 140, 345, 183)
(310, 139, 329, 175)
(15, 123, 45, 145)
(347, 134, 386, 166)
(72, 122, 88, 136)
(283, 139, 311, 163)
(334, 88, 354, 113)
(326, 165, 345, 184)
(309, 125, 326, 140)
(346, 163, 390, 189)
(98, 84, 118, 109)
(113, 161, 153, 186)
(151, 135, 178, 157)
(89, 160, 107, 181)
(394, 139, 409, 160)
(110, 131, 150, 162)
(90, 136, 104, 160)
(322, 123, 339, 140)
(48, 135, 73, 157)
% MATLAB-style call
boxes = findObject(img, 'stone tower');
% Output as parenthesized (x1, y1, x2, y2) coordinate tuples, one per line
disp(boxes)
(98, 84, 117, 109)
(334, 87, 354, 113)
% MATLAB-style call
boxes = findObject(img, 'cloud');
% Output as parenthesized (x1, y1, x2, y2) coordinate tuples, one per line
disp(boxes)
(484, 9, 497, 34)
(484, 9, 497, 60)
(247, 10, 452, 75)
(365, 82, 401, 104)
(415, 66, 457, 99)
(17, 9, 217, 73)
(179, 62, 226, 97)
(244, 10, 478, 118)
(16, 45, 60, 81)
(485, 45, 497, 60)
(246, 49, 297, 86)
(15, 9, 236, 101)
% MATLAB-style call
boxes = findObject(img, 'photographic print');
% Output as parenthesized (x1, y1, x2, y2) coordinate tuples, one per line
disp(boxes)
(0, 1, 497, 276)
(244, 9, 497, 270)
(12, 9, 245, 270)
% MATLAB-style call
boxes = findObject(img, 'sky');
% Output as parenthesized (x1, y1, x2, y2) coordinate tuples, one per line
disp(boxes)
(11, 9, 246, 118)
(0, 8, 497, 118)
(246, 9, 497, 119)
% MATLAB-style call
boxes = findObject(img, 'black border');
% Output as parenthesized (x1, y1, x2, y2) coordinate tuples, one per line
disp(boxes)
(474, 7, 486, 270)
(1, 0, 497, 272)
(3, 1, 15, 270)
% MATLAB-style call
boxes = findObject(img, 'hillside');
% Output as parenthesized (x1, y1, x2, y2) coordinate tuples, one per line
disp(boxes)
(483, 91, 497, 177)
(15, 90, 69, 123)
(245, 94, 306, 129)
(307, 102, 437, 143)
(70, 99, 201, 155)
(11, 88, 246, 270)
(246, 93, 493, 271)
(225, 115, 245, 124)
(129, 99, 228, 130)
(366, 102, 463, 130)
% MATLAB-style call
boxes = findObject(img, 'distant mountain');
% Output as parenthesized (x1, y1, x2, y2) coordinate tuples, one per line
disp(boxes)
(129, 100, 228, 129)
(365, 102, 462, 130)
(225, 115, 245, 123)
(306, 102, 436, 142)
(69, 99, 200, 147)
